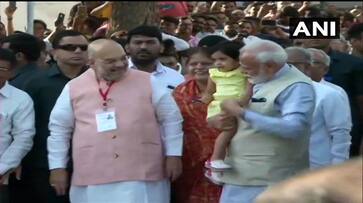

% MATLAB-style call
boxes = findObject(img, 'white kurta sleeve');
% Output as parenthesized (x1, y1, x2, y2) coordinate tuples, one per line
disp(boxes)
(150, 76, 184, 156)
(323, 91, 352, 164)
(0, 94, 35, 175)
(47, 84, 75, 170)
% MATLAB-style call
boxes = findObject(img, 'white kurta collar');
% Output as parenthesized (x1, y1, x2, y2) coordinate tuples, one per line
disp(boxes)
(0, 81, 11, 98)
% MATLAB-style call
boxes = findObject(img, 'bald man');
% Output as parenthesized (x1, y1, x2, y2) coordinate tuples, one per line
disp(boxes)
(47, 39, 184, 203)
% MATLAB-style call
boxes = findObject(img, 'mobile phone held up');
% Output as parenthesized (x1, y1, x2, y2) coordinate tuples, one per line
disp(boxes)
(55, 13, 65, 26)
(9, 1, 17, 9)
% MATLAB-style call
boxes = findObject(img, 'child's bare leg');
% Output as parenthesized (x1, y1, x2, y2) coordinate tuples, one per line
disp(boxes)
(211, 118, 237, 161)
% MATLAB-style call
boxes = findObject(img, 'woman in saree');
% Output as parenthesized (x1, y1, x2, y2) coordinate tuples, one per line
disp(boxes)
(172, 47, 222, 203)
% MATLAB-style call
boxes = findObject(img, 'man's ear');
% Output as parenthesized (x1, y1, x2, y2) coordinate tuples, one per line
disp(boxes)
(50, 49, 57, 61)
(15, 52, 25, 62)
(159, 43, 165, 54)
(125, 44, 130, 54)
(88, 58, 95, 66)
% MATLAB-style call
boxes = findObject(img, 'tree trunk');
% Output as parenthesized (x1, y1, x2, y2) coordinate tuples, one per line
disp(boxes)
(108, 2, 159, 36)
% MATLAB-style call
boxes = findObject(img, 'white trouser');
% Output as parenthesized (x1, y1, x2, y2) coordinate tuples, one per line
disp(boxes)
(70, 180, 170, 203)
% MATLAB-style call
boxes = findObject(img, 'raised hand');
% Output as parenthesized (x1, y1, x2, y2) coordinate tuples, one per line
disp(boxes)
(5, 5, 17, 18)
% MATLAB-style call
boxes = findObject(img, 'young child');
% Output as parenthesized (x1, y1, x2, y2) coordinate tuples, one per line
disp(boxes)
(201, 41, 252, 184)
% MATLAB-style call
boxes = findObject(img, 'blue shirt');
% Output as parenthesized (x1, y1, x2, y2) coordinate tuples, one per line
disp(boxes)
(310, 82, 351, 168)
(243, 64, 316, 139)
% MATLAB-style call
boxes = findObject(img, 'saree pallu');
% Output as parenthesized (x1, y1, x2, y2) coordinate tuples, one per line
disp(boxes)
(172, 79, 222, 203)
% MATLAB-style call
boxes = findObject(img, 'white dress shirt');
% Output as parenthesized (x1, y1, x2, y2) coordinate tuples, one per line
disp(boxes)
(128, 59, 185, 92)
(47, 74, 183, 202)
(320, 78, 351, 122)
(0, 82, 35, 175)
(310, 81, 352, 169)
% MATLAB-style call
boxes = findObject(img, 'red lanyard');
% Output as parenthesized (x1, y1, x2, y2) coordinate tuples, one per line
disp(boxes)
(98, 81, 114, 107)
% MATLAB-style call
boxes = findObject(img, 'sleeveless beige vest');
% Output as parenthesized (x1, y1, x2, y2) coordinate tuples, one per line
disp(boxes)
(221, 66, 313, 186)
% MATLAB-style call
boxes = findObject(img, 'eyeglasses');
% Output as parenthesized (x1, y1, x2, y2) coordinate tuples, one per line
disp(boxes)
(56, 44, 88, 51)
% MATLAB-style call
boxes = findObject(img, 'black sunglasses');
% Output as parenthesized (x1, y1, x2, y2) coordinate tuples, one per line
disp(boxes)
(56, 44, 88, 51)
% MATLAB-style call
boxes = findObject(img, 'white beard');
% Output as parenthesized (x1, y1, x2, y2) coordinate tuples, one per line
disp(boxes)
(248, 76, 267, 84)
(247, 68, 269, 84)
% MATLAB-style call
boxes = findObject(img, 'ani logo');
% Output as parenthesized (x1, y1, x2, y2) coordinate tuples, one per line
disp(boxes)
(289, 18, 340, 39)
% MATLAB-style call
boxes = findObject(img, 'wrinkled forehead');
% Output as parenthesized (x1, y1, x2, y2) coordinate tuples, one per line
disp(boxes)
(90, 41, 126, 60)
(96, 47, 126, 60)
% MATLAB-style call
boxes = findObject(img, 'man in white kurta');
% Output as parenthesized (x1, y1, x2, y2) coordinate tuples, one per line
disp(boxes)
(47, 39, 183, 203)
(286, 47, 352, 168)
(0, 48, 35, 203)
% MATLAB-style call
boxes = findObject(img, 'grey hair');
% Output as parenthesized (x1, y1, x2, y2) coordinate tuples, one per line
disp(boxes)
(240, 39, 287, 65)
(307, 48, 331, 67)
(285, 47, 312, 65)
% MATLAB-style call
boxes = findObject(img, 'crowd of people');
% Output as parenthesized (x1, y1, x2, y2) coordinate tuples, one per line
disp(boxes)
(0, 1, 363, 203)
